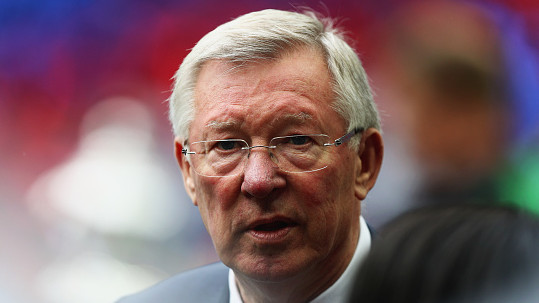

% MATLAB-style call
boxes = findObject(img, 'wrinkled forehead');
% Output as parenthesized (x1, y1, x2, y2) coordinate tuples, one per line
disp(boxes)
(189, 47, 342, 137)
(193, 46, 332, 102)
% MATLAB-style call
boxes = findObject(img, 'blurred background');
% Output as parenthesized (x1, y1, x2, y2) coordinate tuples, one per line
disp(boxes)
(1, 0, 537, 302)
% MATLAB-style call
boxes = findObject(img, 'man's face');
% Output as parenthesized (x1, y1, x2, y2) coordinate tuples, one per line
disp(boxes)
(178, 47, 364, 282)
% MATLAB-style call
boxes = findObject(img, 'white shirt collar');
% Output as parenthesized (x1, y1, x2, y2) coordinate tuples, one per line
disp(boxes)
(228, 216, 371, 303)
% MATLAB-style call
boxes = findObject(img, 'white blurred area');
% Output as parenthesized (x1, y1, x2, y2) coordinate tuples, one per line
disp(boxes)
(35, 252, 158, 303)
(24, 97, 216, 303)
(28, 97, 184, 239)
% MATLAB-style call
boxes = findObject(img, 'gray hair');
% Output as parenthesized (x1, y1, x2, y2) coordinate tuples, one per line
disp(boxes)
(169, 9, 380, 146)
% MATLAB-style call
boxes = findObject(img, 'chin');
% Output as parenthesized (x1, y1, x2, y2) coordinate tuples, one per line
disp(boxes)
(230, 252, 314, 282)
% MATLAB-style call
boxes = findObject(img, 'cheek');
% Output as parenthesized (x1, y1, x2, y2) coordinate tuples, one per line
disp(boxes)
(318, 165, 359, 247)
(290, 173, 354, 256)
(295, 152, 357, 204)
(195, 176, 240, 205)
(194, 176, 242, 234)
(314, 157, 358, 220)
(294, 165, 355, 223)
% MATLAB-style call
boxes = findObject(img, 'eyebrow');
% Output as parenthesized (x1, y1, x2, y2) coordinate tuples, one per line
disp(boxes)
(205, 120, 241, 130)
(269, 112, 313, 128)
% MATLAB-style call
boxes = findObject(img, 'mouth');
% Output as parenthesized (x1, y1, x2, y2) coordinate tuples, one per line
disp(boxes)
(247, 217, 297, 241)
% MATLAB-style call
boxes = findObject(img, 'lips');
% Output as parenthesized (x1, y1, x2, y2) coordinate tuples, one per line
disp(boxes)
(253, 220, 290, 231)
(247, 217, 297, 241)
(248, 217, 296, 231)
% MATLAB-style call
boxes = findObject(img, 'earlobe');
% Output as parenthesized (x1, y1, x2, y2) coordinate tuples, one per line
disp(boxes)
(354, 128, 384, 201)
(174, 138, 197, 206)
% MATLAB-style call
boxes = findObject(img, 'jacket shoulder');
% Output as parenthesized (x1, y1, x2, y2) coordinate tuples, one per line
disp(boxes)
(117, 262, 229, 303)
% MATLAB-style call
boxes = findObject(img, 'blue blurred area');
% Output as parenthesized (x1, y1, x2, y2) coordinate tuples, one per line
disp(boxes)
(477, 2, 539, 146)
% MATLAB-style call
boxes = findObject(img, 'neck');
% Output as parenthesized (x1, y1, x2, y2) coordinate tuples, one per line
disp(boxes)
(234, 226, 360, 303)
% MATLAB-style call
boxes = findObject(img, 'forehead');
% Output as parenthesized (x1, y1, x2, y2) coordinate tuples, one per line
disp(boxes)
(192, 47, 343, 134)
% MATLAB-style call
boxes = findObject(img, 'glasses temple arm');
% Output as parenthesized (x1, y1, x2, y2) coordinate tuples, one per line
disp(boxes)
(333, 127, 364, 146)
(182, 148, 195, 155)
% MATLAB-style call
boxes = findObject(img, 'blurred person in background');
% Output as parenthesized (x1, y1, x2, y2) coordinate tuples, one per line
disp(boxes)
(349, 203, 539, 303)
(119, 8, 384, 303)
(365, 0, 539, 223)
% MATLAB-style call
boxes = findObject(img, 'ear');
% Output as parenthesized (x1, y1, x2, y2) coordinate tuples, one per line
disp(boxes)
(354, 128, 384, 201)
(174, 138, 198, 206)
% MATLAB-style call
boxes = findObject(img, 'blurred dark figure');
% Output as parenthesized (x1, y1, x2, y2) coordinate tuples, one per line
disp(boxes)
(372, 0, 538, 213)
(349, 203, 539, 303)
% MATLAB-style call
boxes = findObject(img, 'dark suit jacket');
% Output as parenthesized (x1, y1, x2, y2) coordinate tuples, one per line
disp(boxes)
(117, 262, 229, 303)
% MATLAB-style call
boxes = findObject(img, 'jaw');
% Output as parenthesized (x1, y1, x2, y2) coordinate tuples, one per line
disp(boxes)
(231, 243, 355, 303)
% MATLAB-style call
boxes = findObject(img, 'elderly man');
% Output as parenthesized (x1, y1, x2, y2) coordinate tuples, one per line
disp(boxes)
(119, 8, 383, 303)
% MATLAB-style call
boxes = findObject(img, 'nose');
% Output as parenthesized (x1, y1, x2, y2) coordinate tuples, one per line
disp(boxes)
(241, 147, 285, 198)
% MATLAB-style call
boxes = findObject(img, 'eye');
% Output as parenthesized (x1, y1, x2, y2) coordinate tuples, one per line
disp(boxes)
(216, 140, 237, 150)
(217, 141, 236, 150)
(289, 135, 311, 145)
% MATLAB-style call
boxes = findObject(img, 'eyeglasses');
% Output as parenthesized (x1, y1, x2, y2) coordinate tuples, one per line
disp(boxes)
(182, 128, 363, 177)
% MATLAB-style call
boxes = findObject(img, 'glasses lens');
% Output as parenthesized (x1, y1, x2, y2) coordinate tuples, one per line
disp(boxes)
(270, 134, 331, 173)
(190, 139, 248, 177)
(188, 134, 334, 177)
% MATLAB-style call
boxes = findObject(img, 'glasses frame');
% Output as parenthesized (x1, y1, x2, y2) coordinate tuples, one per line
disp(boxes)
(181, 127, 364, 176)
